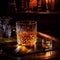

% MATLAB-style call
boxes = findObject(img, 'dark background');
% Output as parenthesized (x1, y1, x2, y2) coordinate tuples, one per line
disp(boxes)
(0, 0, 60, 39)
(0, 0, 9, 15)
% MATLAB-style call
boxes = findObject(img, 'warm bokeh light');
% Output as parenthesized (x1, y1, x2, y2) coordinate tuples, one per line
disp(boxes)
(46, 0, 49, 4)
(30, 0, 37, 9)
(15, 44, 36, 53)
(17, 31, 37, 46)
(36, 51, 57, 59)
(51, 0, 55, 10)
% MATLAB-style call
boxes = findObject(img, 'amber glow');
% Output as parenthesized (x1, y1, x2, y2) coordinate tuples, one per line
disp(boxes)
(15, 44, 36, 53)
(38, 51, 53, 59)
(30, 0, 37, 8)
(46, 0, 49, 4)
(42, 51, 53, 59)
(51, 0, 55, 10)
(17, 31, 37, 46)
(46, 0, 55, 10)
(15, 45, 30, 53)
(37, 51, 56, 59)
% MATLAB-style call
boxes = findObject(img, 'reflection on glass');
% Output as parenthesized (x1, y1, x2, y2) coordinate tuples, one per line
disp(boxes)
(16, 21, 37, 47)
(36, 51, 56, 59)
(15, 44, 36, 53)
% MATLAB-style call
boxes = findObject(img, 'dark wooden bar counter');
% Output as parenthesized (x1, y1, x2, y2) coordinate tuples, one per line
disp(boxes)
(0, 32, 60, 60)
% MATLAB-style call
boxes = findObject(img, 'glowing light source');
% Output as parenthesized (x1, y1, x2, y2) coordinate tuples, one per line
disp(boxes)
(30, 0, 37, 8)
(15, 44, 36, 53)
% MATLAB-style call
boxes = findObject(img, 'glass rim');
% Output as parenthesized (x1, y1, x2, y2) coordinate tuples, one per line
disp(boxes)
(16, 20, 37, 24)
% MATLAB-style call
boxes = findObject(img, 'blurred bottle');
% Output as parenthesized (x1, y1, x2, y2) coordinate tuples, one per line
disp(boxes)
(1, 16, 12, 38)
